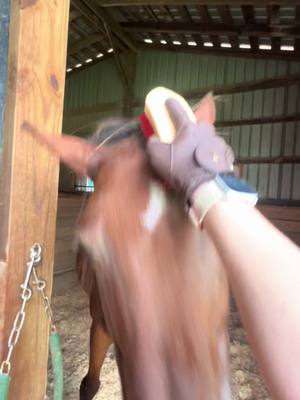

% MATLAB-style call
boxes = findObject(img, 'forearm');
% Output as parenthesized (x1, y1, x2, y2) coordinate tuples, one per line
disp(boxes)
(203, 200, 300, 400)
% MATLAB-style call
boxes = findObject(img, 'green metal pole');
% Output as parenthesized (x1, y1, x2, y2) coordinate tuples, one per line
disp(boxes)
(49, 332, 64, 400)
(0, 373, 10, 400)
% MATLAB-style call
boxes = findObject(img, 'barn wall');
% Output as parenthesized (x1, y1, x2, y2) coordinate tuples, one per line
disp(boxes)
(63, 50, 300, 202)
(53, 193, 85, 293)
(132, 50, 300, 202)
(53, 193, 300, 295)
(63, 57, 123, 134)
(58, 52, 300, 289)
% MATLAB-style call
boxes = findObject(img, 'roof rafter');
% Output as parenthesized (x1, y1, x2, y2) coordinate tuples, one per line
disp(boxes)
(99, 1, 299, 6)
(295, 6, 300, 51)
(121, 21, 300, 39)
(241, 5, 258, 49)
(217, 5, 238, 48)
(82, 0, 137, 51)
(138, 42, 300, 62)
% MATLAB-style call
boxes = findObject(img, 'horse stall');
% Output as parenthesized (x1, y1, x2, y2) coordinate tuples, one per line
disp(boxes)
(1, 1, 300, 400)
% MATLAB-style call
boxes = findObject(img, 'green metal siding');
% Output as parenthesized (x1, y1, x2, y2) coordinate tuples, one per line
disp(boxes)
(133, 50, 300, 201)
(64, 58, 122, 111)
(63, 109, 122, 135)
(63, 50, 300, 201)
(63, 58, 123, 133)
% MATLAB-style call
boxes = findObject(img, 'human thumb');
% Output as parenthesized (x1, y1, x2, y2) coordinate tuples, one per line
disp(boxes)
(147, 137, 171, 182)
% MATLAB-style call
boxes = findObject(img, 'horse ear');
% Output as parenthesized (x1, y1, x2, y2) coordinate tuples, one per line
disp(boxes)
(22, 121, 96, 176)
(193, 92, 216, 124)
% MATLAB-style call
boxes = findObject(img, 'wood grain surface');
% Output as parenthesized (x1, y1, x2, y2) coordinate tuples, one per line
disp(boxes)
(0, 1, 70, 398)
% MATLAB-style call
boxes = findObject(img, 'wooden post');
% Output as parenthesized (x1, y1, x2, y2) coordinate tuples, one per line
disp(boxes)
(0, 1, 69, 399)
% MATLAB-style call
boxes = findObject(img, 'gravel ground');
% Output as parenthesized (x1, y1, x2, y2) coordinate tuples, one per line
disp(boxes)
(47, 284, 270, 400)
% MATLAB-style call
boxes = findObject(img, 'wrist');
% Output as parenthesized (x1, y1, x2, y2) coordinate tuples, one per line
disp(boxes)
(188, 174, 258, 228)
(188, 179, 224, 227)
(185, 170, 215, 202)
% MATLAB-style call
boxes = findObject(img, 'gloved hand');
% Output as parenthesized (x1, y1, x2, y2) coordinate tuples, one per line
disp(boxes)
(147, 98, 235, 201)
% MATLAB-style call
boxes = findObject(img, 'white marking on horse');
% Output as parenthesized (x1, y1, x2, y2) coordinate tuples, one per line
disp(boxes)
(141, 183, 167, 232)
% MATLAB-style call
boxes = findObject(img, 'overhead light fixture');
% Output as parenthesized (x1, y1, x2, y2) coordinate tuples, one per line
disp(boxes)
(239, 43, 251, 49)
(160, 39, 167, 44)
(144, 38, 153, 44)
(203, 42, 213, 47)
(187, 41, 197, 46)
(259, 44, 271, 50)
(221, 43, 232, 48)
(280, 45, 294, 51)
(107, 48, 114, 53)
(67, 68, 72, 72)
(75, 63, 82, 68)
(85, 58, 93, 63)
(173, 40, 182, 45)
(96, 53, 103, 58)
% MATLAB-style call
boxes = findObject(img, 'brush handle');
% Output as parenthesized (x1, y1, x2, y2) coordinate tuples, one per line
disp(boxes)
(144, 87, 195, 144)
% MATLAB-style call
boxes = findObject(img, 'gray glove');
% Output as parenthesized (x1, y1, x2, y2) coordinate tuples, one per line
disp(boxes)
(147, 98, 235, 201)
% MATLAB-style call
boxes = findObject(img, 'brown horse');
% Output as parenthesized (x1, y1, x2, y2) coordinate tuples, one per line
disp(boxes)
(23, 94, 231, 400)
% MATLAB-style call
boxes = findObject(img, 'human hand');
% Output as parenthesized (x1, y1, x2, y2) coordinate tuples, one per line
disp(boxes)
(147, 96, 234, 201)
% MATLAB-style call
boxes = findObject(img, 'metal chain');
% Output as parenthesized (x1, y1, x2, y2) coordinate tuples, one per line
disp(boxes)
(32, 266, 56, 333)
(0, 242, 56, 375)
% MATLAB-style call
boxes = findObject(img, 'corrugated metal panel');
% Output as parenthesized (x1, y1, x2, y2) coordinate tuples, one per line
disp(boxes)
(63, 109, 123, 135)
(63, 50, 300, 201)
(133, 50, 300, 201)
(64, 58, 123, 112)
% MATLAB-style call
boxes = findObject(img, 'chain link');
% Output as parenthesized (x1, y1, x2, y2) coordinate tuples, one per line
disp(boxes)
(0, 243, 56, 375)
(32, 267, 56, 333)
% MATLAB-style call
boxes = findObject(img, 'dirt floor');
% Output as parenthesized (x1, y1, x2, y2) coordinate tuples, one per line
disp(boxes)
(47, 283, 270, 400)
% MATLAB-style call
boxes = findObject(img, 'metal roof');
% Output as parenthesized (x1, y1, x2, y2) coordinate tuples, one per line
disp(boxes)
(67, 2, 300, 73)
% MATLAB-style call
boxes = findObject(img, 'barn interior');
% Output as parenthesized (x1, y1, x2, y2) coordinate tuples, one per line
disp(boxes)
(55, 1, 300, 291)
(51, 3, 300, 399)
(1, 2, 299, 400)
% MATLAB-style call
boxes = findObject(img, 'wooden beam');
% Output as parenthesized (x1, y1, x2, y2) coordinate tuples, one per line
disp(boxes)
(236, 156, 300, 164)
(72, 0, 106, 37)
(0, 0, 69, 399)
(65, 72, 300, 115)
(69, 33, 105, 55)
(267, 4, 281, 25)
(82, 0, 137, 51)
(105, 25, 132, 91)
(0, 1, 9, 146)
(138, 43, 300, 62)
(121, 21, 300, 39)
(64, 100, 124, 117)
(0, 0, 10, 365)
(121, 51, 136, 116)
(178, 5, 193, 22)
(295, 6, 300, 52)
(267, 4, 281, 50)
(182, 73, 300, 100)
(69, 9, 81, 22)
(258, 199, 300, 207)
(216, 114, 300, 128)
(69, 21, 90, 39)
(71, 0, 127, 55)
(100, 1, 299, 6)
(72, 0, 129, 54)
(88, 2, 134, 96)
(217, 5, 238, 48)
(197, 5, 219, 47)
(241, 5, 258, 50)
(66, 52, 114, 73)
